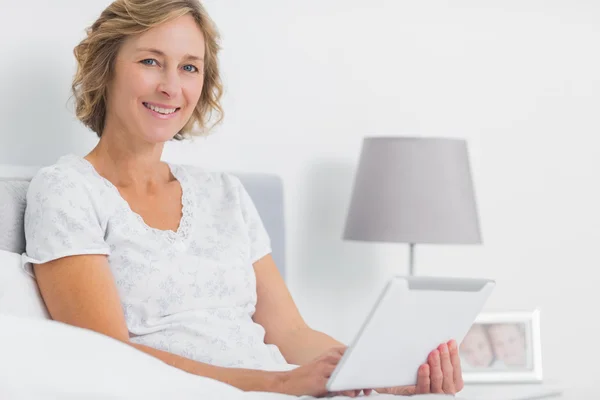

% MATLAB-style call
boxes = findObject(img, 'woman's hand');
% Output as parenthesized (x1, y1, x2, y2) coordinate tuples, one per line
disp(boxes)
(276, 347, 349, 397)
(375, 339, 464, 396)
(275, 340, 463, 397)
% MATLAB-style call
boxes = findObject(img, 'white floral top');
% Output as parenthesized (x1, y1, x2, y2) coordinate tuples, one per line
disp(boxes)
(22, 154, 294, 371)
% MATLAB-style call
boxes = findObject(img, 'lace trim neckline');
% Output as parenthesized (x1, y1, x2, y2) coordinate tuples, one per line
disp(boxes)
(65, 154, 194, 243)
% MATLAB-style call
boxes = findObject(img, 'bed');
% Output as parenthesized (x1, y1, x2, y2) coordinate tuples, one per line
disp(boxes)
(0, 162, 457, 400)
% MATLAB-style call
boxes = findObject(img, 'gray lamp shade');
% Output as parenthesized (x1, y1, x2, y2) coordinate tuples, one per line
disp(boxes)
(343, 137, 482, 245)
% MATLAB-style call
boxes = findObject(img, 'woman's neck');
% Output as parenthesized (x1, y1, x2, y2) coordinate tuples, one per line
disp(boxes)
(85, 131, 171, 190)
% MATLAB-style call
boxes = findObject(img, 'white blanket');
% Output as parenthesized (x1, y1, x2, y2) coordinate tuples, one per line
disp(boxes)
(0, 314, 460, 399)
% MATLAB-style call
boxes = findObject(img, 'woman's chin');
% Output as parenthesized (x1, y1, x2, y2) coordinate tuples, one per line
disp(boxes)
(142, 129, 182, 144)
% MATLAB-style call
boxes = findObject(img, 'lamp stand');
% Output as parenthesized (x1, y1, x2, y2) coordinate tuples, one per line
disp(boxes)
(409, 243, 415, 276)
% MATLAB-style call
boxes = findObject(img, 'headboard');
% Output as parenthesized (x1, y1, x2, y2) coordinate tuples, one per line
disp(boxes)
(0, 164, 286, 279)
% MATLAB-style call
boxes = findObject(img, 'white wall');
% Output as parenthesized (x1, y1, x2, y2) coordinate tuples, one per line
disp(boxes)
(2, 0, 599, 397)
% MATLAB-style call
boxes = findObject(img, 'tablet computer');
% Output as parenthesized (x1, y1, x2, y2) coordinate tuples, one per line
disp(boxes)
(326, 276, 495, 392)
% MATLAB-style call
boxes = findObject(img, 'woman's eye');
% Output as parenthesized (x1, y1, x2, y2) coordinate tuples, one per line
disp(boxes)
(141, 59, 158, 66)
(183, 65, 198, 73)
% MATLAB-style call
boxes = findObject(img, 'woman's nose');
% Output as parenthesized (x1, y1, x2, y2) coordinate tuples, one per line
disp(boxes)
(157, 70, 181, 99)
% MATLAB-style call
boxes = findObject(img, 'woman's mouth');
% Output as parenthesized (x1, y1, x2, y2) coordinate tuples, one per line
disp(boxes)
(142, 102, 181, 119)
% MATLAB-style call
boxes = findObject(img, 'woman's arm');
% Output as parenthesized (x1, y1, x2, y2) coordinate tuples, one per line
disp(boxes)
(128, 342, 280, 391)
(34, 254, 282, 393)
(252, 254, 346, 365)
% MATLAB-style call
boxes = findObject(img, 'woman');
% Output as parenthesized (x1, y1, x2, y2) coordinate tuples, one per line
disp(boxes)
(23, 0, 464, 397)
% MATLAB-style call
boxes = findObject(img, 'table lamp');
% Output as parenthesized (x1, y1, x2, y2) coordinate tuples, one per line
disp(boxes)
(343, 136, 482, 275)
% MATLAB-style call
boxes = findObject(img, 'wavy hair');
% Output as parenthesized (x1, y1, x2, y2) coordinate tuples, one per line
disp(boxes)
(71, 0, 223, 139)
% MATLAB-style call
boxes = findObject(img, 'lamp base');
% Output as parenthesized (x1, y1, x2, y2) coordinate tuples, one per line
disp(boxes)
(409, 243, 415, 276)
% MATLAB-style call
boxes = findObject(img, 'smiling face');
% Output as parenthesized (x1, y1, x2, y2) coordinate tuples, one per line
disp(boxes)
(459, 324, 494, 368)
(487, 323, 527, 367)
(103, 13, 206, 144)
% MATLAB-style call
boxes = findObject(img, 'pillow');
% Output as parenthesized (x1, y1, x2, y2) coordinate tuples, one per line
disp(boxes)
(0, 249, 49, 319)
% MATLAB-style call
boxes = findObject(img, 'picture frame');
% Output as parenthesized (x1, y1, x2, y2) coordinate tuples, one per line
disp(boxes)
(459, 309, 543, 383)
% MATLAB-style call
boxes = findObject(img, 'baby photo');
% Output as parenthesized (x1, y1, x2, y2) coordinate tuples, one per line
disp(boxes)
(458, 310, 543, 383)
(460, 322, 531, 371)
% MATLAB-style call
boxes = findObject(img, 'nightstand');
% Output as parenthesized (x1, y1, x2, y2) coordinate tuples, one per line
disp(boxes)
(457, 383, 563, 400)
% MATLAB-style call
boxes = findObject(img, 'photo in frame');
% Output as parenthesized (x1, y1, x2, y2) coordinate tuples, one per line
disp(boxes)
(459, 309, 543, 383)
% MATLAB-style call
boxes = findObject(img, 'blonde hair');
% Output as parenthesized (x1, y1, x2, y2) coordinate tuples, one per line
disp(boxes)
(71, 0, 223, 140)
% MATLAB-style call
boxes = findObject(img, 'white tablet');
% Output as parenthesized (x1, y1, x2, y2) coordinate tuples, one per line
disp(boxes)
(326, 276, 495, 392)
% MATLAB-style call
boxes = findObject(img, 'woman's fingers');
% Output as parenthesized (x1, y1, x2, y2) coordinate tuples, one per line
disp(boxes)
(330, 341, 463, 397)
(429, 349, 444, 393)
(439, 343, 455, 393)
(321, 347, 345, 366)
(416, 364, 430, 394)
(449, 339, 464, 392)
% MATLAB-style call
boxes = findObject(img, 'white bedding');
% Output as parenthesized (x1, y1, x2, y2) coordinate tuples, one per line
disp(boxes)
(0, 314, 461, 399)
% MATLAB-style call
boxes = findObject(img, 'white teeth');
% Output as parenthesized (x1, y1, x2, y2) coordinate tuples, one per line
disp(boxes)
(144, 103, 177, 115)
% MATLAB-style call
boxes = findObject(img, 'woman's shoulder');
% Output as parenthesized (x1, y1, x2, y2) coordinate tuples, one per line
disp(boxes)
(31, 154, 84, 178)
(27, 154, 105, 202)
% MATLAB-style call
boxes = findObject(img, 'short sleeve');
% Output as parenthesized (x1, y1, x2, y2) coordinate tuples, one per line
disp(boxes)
(22, 166, 110, 273)
(235, 178, 272, 264)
